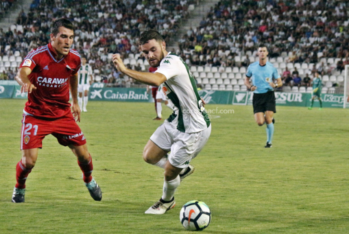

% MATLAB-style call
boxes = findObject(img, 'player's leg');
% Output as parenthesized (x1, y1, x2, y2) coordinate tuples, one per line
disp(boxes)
(12, 148, 38, 203)
(318, 96, 323, 109)
(54, 114, 101, 201)
(265, 111, 274, 147)
(13, 114, 48, 203)
(143, 139, 169, 168)
(254, 112, 265, 126)
(309, 96, 315, 109)
(78, 87, 83, 110)
(155, 98, 162, 119)
(83, 86, 89, 112)
(69, 144, 102, 201)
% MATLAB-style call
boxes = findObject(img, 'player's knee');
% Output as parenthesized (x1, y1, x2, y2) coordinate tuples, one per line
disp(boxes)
(142, 150, 155, 164)
(164, 170, 178, 181)
(21, 157, 36, 169)
(257, 121, 264, 126)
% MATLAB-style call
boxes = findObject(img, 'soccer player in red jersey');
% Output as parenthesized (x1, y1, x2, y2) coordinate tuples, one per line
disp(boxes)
(12, 19, 102, 203)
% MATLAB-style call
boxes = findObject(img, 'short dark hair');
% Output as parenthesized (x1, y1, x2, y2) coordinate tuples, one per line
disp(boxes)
(51, 18, 75, 35)
(258, 44, 268, 51)
(140, 30, 164, 45)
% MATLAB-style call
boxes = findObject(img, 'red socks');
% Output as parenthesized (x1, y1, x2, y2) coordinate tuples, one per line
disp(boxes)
(15, 161, 32, 189)
(78, 155, 93, 183)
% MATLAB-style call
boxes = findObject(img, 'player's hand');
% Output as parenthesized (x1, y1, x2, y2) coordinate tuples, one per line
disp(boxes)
(250, 86, 257, 91)
(15, 75, 37, 93)
(71, 103, 81, 122)
(201, 98, 206, 107)
(112, 54, 127, 73)
(269, 82, 276, 88)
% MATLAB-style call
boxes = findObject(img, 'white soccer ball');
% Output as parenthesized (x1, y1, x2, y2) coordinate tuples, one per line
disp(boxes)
(179, 200, 211, 231)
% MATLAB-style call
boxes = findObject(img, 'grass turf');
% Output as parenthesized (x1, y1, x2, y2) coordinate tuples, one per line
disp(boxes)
(1, 99, 349, 233)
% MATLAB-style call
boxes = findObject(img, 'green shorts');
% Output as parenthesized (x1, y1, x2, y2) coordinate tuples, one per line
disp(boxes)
(313, 90, 321, 97)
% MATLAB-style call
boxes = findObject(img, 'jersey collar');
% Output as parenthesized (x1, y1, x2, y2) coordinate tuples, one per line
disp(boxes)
(47, 43, 66, 63)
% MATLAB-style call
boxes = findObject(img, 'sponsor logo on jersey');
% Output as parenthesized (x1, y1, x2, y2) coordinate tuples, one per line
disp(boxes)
(37, 76, 69, 88)
(44, 65, 49, 70)
(23, 59, 32, 67)
(24, 135, 30, 144)
(64, 132, 84, 140)
(164, 60, 170, 64)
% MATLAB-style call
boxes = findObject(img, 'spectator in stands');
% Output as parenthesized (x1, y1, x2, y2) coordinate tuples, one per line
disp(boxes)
(0, 71, 8, 80)
(282, 67, 291, 80)
(292, 74, 302, 89)
(241, 55, 250, 67)
(292, 67, 299, 76)
(303, 73, 311, 89)
(287, 51, 297, 63)
(317, 62, 327, 75)
(337, 59, 345, 73)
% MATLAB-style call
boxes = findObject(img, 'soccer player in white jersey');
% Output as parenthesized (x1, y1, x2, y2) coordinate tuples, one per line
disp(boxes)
(78, 57, 93, 112)
(113, 30, 211, 215)
(156, 83, 176, 118)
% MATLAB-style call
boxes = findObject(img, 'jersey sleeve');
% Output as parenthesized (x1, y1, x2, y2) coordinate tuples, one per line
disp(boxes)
(155, 56, 180, 80)
(20, 50, 38, 70)
(246, 65, 252, 78)
(273, 66, 280, 80)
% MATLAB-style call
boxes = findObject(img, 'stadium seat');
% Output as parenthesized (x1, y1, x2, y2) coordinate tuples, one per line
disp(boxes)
(322, 75, 329, 82)
(330, 75, 337, 82)
(301, 63, 308, 69)
(235, 73, 242, 79)
(190, 66, 197, 72)
(204, 67, 211, 72)
(279, 62, 286, 69)
(2, 56, 9, 62)
(212, 84, 218, 90)
(226, 85, 233, 90)
(196, 78, 202, 84)
(216, 78, 223, 84)
(95, 75, 102, 82)
(144, 60, 149, 66)
(124, 58, 130, 65)
(223, 79, 230, 85)
(209, 78, 216, 84)
(225, 67, 232, 73)
(233, 85, 240, 91)
(202, 78, 209, 84)
(299, 87, 306, 93)
(200, 72, 207, 78)
(193, 71, 199, 78)
(321, 87, 328, 93)
(277, 57, 284, 63)
(291, 86, 299, 92)
(283, 86, 291, 92)
(325, 81, 333, 88)
(204, 84, 211, 90)
(307, 87, 313, 93)
(327, 58, 335, 64)
(219, 84, 225, 90)
(328, 87, 335, 94)
(240, 67, 246, 73)
(238, 79, 245, 85)
(294, 63, 301, 69)
(214, 73, 220, 79)
(211, 67, 218, 72)
(206, 72, 213, 79)
(240, 86, 247, 91)
(221, 73, 228, 79)
(197, 66, 204, 72)
(232, 67, 239, 73)
(228, 73, 234, 79)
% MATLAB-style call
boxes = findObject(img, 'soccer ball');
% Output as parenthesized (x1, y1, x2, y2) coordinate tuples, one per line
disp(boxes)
(179, 200, 211, 231)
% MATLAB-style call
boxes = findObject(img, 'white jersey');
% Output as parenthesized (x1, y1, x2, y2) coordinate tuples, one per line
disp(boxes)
(78, 64, 93, 85)
(156, 53, 210, 133)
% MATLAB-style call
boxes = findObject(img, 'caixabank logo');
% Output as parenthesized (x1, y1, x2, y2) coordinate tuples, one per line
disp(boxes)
(232, 91, 248, 105)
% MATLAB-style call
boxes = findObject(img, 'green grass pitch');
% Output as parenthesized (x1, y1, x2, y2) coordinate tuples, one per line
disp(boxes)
(1, 99, 349, 233)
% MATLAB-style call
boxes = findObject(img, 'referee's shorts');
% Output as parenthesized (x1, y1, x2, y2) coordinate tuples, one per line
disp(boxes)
(252, 91, 276, 114)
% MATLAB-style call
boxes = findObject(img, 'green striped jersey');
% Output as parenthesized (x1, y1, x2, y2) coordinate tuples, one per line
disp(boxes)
(78, 64, 93, 85)
(156, 53, 210, 133)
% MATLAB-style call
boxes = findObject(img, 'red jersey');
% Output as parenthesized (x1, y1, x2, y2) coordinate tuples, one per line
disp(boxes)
(149, 66, 158, 90)
(20, 43, 81, 118)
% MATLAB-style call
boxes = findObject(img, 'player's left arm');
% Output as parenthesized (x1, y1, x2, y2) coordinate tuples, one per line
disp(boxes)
(70, 73, 81, 122)
(112, 54, 166, 86)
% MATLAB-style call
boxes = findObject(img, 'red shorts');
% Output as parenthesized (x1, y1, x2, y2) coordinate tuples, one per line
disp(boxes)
(20, 112, 86, 150)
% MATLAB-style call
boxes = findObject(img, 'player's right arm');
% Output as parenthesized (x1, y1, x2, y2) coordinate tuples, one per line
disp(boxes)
(15, 67, 37, 93)
(244, 65, 257, 91)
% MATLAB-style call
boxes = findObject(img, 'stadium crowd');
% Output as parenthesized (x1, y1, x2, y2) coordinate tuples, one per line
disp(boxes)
(0, 0, 195, 87)
(0, 0, 349, 93)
